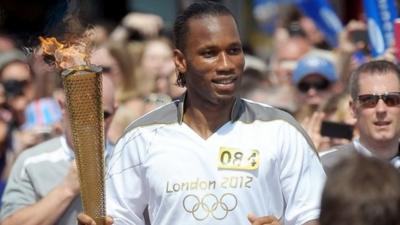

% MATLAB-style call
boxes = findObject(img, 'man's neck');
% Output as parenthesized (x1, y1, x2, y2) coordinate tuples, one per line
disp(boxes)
(183, 98, 235, 139)
(358, 137, 399, 160)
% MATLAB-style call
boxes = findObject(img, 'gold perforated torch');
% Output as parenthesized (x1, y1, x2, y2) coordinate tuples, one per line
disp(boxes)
(40, 37, 106, 225)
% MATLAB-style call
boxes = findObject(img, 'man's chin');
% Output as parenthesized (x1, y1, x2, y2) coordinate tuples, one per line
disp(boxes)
(372, 133, 396, 142)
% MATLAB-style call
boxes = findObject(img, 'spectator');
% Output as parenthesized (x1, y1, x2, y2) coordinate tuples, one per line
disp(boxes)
(321, 60, 400, 172)
(293, 55, 338, 115)
(110, 12, 164, 42)
(135, 37, 177, 97)
(317, 93, 357, 151)
(90, 42, 145, 144)
(90, 41, 138, 104)
(0, 50, 36, 181)
(0, 50, 34, 127)
(319, 153, 400, 225)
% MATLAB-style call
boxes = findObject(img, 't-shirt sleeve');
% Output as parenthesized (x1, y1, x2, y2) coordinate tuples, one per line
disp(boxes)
(0, 155, 37, 220)
(105, 128, 149, 225)
(278, 124, 326, 225)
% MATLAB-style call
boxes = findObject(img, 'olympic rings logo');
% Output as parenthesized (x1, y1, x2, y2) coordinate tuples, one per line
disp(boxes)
(182, 193, 238, 221)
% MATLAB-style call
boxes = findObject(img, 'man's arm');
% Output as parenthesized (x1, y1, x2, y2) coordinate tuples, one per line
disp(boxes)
(278, 125, 326, 225)
(1, 163, 80, 225)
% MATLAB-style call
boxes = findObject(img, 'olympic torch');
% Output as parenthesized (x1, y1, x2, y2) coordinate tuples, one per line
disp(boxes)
(62, 65, 105, 225)
(40, 37, 106, 224)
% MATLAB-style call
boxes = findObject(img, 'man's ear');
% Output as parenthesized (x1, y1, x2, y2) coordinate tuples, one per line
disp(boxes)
(173, 49, 187, 74)
(349, 100, 357, 118)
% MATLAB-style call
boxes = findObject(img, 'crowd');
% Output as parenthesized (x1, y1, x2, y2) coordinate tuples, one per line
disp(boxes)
(0, 1, 399, 225)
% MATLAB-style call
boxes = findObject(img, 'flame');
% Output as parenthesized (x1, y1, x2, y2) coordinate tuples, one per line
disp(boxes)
(39, 36, 91, 69)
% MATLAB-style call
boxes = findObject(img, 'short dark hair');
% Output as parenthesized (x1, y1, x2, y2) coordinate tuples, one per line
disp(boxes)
(320, 154, 400, 225)
(173, 1, 235, 87)
(348, 60, 400, 100)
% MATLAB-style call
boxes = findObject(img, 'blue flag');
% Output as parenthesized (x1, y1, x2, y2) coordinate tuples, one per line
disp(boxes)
(296, 0, 343, 47)
(363, 0, 398, 56)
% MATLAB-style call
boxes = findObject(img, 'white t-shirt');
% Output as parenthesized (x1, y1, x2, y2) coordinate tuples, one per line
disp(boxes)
(106, 98, 326, 225)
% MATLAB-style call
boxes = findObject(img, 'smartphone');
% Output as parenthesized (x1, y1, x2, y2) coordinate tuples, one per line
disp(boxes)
(320, 121, 354, 140)
(350, 29, 370, 55)
(350, 29, 369, 44)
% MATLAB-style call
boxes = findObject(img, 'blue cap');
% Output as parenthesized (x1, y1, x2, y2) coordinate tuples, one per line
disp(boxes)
(292, 55, 337, 85)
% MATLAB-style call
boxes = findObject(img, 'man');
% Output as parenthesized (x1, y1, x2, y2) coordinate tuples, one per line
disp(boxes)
(79, 2, 325, 225)
(321, 60, 400, 172)
(320, 154, 400, 225)
(292, 55, 340, 151)
(0, 75, 116, 225)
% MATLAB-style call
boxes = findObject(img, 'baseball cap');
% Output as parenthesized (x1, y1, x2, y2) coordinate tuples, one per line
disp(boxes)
(292, 55, 337, 85)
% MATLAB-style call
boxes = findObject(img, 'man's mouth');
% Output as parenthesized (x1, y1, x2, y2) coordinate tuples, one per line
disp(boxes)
(374, 121, 391, 126)
(212, 76, 237, 85)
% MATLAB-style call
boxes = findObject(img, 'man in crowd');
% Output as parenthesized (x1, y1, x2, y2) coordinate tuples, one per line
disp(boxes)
(0, 75, 116, 225)
(292, 55, 338, 117)
(321, 60, 400, 172)
(320, 154, 400, 225)
(79, 2, 325, 225)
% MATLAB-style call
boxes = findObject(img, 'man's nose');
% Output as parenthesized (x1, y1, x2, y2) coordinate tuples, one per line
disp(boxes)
(375, 98, 388, 113)
(217, 53, 235, 72)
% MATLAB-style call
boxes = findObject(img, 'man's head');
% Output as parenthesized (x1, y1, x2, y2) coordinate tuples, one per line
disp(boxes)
(292, 55, 337, 107)
(0, 50, 34, 125)
(173, 1, 245, 105)
(348, 60, 400, 157)
(320, 153, 400, 225)
(274, 36, 311, 85)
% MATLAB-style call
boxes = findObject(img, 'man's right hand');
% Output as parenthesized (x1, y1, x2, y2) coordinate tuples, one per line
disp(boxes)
(77, 213, 113, 225)
(61, 161, 80, 196)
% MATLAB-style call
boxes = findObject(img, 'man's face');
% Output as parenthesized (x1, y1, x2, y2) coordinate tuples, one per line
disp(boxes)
(174, 15, 245, 106)
(297, 74, 333, 107)
(352, 72, 400, 145)
(1, 61, 31, 82)
(274, 37, 311, 85)
(90, 48, 122, 86)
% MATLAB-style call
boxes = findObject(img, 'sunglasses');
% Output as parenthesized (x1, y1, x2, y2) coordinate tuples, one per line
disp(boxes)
(297, 79, 330, 93)
(357, 92, 400, 108)
(101, 66, 112, 73)
(103, 111, 112, 119)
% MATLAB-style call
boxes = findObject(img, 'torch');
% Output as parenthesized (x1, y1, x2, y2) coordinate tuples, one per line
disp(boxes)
(62, 65, 105, 225)
(40, 37, 106, 224)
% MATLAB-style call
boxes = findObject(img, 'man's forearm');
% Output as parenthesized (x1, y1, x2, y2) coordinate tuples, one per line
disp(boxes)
(1, 184, 77, 225)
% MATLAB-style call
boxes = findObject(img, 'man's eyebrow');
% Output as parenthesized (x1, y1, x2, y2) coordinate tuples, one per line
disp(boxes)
(198, 42, 242, 50)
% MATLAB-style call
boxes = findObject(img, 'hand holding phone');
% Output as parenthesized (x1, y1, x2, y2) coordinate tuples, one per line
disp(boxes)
(320, 121, 354, 140)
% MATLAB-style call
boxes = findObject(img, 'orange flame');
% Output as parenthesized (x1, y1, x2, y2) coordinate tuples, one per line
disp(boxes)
(39, 36, 91, 69)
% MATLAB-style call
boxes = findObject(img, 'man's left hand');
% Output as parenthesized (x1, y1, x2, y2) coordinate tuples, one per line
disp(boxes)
(247, 213, 281, 225)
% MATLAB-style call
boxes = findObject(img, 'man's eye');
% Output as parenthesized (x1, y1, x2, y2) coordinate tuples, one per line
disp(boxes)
(228, 47, 242, 55)
(201, 50, 215, 58)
